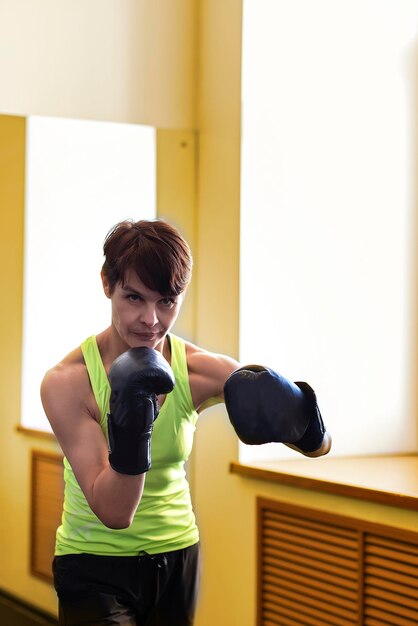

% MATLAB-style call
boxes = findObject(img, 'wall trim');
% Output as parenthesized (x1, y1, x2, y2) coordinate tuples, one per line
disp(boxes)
(0, 588, 58, 625)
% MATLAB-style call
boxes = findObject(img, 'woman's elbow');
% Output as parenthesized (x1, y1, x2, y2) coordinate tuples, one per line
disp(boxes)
(105, 519, 132, 530)
(94, 509, 135, 530)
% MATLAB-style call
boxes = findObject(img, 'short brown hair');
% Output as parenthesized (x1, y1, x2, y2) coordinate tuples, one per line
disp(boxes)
(102, 219, 193, 296)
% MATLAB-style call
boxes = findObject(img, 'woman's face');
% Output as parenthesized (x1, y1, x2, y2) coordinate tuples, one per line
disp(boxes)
(102, 267, 183, 352)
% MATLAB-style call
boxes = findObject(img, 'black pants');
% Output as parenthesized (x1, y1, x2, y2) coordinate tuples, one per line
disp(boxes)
(52, 543, 201, 626)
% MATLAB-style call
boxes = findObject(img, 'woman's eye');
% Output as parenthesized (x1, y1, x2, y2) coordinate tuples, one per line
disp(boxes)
(127, 294, 141, 302)
(161, 298, 175, 307)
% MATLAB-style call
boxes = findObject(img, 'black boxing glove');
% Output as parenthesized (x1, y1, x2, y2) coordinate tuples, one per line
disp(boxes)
(108, 347, 175, 475)
(223, 365, 326, 453)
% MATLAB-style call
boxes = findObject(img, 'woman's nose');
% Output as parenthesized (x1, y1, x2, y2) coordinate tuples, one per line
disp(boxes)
(140, 304, 158, 327)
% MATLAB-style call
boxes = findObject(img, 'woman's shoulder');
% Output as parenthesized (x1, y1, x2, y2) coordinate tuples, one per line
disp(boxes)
(181, 338, 239, 411)
(183, 338, 238, 373)
(41, 346, 89, 405)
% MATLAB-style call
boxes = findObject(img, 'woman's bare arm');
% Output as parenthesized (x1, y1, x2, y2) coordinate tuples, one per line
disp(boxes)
(187, 343, 331, 457)
(41, 363, 145, 529)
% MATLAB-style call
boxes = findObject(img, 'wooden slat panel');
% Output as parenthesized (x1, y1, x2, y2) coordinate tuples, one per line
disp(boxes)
(365, 574, 418, 600)
(264, 584, 356, 622)
(365, 555, 417, 579)
(264, 511, 357, 543)
(31, 450, 64, 583)
(366, 594, 418, 620)
(264, 577, 357, 613)
(263, 609, 307, 626)
(258, 499, 418, 626)
(259, 505, 360, 626)
(264, 561, 359, 593)
(264, 536, 358, 571)
(365, 584, 418, 612)
(264, 524, 358, 560)
(365, 565, 418, 590)
(364, 533, 418, 626)
(365, 617, 415, 626)
(366, 534, 418, 557)
(263, 570, 358, 602)
(364, 605, 417, 626)
(264, 596, 353, 626)
(264, 547, 357, 587)
(366, 544, 418, 568)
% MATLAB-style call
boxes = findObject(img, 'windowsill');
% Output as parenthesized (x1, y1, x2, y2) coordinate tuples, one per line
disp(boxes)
(16, 424, 55, 441)
(230, 454, 418, 511)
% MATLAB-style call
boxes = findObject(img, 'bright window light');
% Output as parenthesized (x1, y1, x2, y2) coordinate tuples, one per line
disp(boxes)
(240, 0, 418, 461)
(21, 116, 156, 432)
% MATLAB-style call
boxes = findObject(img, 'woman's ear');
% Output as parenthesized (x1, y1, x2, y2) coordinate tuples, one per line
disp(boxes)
(101, 271, 111, 299)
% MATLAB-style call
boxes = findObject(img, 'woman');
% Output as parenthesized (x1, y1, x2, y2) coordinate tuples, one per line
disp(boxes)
(41, 218, 330, 626)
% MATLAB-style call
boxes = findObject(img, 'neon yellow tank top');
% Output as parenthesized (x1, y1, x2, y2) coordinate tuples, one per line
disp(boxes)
(55, 334, 200, 556)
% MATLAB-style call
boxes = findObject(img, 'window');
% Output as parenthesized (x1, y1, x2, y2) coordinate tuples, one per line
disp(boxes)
(240, 0, 418, 461)
(21, 116, 156, 432)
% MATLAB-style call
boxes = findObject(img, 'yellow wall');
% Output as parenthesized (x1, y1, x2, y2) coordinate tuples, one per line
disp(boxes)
(156, 129, 198, 344)
(0, 115, 61, 611)
(190, 2, 418, 625)
(0, 0, 199, 613)
(0, 3, 417, 624)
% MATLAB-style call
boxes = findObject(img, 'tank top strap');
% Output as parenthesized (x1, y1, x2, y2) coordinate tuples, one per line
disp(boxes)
(80, 334, 195, 425)
(80, 336, 110, 430)
(168, 334, 196, 415)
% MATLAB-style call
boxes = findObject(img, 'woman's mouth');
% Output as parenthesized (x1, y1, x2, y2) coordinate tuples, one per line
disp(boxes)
(132, 331, 158, 341)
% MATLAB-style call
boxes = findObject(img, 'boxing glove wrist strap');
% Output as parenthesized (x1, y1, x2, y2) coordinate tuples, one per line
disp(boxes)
(107, 415, 152, 475)
(292, 381, 325, 453)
